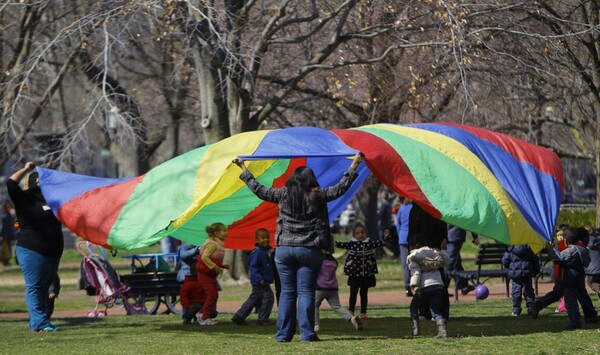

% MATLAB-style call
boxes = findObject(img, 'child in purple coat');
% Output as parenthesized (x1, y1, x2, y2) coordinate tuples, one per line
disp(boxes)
(314, 252, 362, 332)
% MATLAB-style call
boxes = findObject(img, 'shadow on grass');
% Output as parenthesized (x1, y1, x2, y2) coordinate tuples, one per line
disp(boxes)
(153, 313, 599, 339)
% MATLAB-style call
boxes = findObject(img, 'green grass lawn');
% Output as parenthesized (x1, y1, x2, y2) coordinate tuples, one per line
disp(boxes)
(1, 300, 599, 354)
(1, 238, 599, 354)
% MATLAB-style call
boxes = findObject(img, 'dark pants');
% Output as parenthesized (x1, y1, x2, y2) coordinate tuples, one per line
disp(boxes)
(349, 285, 369, 314)
(511, 277, 535, 314)
(587, 274, 600, 299)
(537, 281, 597, 320)
(563, 286, 582, 327)
(410, 286, 445, 321)
(445, 240, 468, 290)
(418, 269, 450, 320)
(235, 284, 275, 321)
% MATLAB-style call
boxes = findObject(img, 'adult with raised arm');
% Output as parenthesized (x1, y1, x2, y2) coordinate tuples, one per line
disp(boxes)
(233, 152, 364, 342)
(7, 162, 64, 332)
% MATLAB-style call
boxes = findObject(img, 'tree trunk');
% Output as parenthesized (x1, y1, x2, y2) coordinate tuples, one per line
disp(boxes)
(595, 130, 600, 228)
(355, 175, 383, 257)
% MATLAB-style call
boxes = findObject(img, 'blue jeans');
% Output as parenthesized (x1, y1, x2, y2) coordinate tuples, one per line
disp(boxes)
(236, 284, 275, 321)
(16, 246, 60, 331)
(511, 277, 535, 314)
(274, 246, 323, 342)
(399, 244, 410, 291)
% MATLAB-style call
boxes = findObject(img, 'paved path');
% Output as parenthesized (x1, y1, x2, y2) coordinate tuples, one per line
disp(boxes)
(0, 281, 556, 319)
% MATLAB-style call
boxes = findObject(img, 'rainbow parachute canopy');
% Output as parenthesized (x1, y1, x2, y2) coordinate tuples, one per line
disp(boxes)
(38, 123, 563, 252)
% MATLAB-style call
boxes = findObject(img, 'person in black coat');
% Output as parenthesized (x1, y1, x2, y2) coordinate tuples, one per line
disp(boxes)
(7, 162, 64, 332)
(502, 244, 540, 316)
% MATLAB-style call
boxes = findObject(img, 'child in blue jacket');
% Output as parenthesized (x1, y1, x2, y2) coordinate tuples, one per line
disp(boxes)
(502, 244, 540, 316)
(232, 228, 275, 325)
(548, 228, 592, 330)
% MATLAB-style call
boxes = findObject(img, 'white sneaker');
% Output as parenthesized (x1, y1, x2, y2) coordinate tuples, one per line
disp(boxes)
(199, 318, 217, 326)
(314, 325, 320, 332)
(351, 315, 363, 330)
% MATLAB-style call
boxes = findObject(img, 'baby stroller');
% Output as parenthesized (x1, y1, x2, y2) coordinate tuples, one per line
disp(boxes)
(77, 241, 144, 317)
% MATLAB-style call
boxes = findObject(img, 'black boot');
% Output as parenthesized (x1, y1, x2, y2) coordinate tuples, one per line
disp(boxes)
(436, 319, 447, 338)
(411, 315, 420, 336)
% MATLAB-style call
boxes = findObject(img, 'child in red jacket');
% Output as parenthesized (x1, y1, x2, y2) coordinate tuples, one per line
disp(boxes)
(180, 275, 206, 324)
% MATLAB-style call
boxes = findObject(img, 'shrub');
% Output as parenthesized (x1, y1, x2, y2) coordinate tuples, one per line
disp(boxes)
(556, 208, 595, 228)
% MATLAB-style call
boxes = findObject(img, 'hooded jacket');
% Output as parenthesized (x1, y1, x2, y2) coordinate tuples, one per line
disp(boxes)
(408, 246, 449, 290)
(550, 244, 591, 287)
(502, 244, 540, 279)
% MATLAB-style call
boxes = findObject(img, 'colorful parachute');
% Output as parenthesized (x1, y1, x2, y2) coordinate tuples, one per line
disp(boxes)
(38, 123, 563, 252)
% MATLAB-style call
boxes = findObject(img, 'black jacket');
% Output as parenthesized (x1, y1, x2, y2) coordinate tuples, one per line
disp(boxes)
(7, 180, 63, 257)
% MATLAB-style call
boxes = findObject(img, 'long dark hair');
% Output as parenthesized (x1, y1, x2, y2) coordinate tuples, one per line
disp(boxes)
(285, 166, 323, 217)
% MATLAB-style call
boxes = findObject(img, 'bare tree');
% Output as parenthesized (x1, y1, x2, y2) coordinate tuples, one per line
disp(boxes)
(446, 1, 600, 225)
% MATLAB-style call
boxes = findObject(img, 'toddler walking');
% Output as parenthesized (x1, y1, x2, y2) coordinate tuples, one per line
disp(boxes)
(196, 222, 229, 325)
(407, 234, 449, 338)
(502, 244, 540, 316)
(314, 252, 362, 331)
(180, 275, 217, 324)
(335, 222, 386, 318)
(232, 228, 275, 326)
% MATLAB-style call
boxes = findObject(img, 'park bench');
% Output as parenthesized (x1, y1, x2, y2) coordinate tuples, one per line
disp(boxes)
(448, 242, 510, 301)
(120, 272, 182, 315)
(119, 252, 182, 315)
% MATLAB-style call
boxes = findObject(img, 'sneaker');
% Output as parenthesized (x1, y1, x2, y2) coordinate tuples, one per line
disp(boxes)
(511, 311, 519, 317)
(529, 301, 540, 320)
(405, 290, 414, 297)
(461, 285, 475, 295)
(351, 315, 363, 330)
(360, 313, 368, 319)
(314, 324, 320, 332)
(182, 318, 193, 325)
(231, 314, 247, 326)
(35, 326, 61, 332)
(198, 318, 217, 326)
